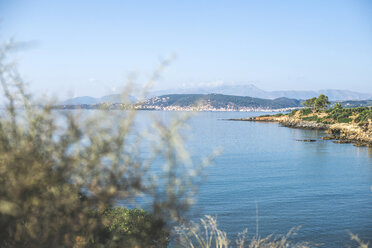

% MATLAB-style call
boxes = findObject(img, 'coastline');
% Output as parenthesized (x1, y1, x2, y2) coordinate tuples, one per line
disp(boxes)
(53, 104, 300, 112)
(228, 115, 372, 147)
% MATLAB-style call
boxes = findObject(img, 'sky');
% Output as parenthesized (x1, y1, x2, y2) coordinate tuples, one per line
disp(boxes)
(0, 0, 372, 98)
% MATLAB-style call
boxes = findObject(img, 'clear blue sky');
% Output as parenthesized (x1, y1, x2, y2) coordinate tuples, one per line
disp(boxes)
(1, 0, 371, 98)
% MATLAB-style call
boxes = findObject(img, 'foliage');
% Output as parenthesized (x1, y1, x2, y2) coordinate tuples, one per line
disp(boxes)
(296, 101, 371, 124)
(288, 109, 298, 117)
(302, 97, 317, 108)
(0, 42, 207, 247)
(302, 95, 330, 110)
(300, 115, 319, 122)
(299, 108, 312, 116)
(354, 108, 372, 123)
(314, 94, 330, 110)
(327, 111, 351, 121)
(324, 106, 371, 124)
(337, 117, 353, 123)
(273, 113, 284, 117)
(94, 207, 169, 247)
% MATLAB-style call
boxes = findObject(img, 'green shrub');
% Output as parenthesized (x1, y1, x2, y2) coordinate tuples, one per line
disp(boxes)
(325, 108, 334, 113)
(337, 117, 352, 123)
(301, 115, 319, 122)
(354, 110, 372, 123)
(300, 108, 312, 116)
(95, 207, 169, 247)
(288, 109, 298, 117)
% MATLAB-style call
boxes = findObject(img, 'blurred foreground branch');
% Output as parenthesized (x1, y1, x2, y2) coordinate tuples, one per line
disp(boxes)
(0, 41, 207, 248)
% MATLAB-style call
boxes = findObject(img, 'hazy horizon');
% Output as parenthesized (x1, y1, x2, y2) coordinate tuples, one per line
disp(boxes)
(1, 0, 372, 98)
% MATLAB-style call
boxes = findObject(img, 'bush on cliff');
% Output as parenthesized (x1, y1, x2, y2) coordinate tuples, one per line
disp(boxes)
(354, 108, 372, 123)
(337, 117, 353, 123)
(300, 115, 319, 122)
(300, 108, 312, 116)
(288, 109, 298, 117)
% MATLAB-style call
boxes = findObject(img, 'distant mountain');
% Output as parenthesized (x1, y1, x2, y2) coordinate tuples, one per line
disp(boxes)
(149, 84, 268, 98)
(150, 84, 372, 101)
(62, 94, 136, 105)
(141, 94, 302, 110)
(62, 84, 372, 106)
(62, 96, 98, 105)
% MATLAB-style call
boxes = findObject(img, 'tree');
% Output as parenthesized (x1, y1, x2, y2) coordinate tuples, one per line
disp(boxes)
(302, 97, 317, 108)
(0, 41, 207, 247)
(302, 95, 330, 110)
(314, 94, 330, 110)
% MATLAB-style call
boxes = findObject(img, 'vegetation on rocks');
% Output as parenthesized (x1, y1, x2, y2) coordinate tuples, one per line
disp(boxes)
(237, 95, 372, 147)
(281, 101, 372, 146)
(293, 95, 372, 125)
(298, 106, 372, 125)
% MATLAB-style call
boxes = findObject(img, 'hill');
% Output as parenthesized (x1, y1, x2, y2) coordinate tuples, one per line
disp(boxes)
(62, 96, 98, 105)
(140, 94, 302, 110)
(61, 94, 136, 105)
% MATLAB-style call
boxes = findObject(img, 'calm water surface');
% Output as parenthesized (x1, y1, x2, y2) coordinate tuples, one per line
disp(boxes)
(136, 111, 372, 247)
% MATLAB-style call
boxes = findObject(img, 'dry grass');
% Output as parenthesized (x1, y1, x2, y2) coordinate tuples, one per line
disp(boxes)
(175, 216, 312, 248)
(175, 216, 370, 248)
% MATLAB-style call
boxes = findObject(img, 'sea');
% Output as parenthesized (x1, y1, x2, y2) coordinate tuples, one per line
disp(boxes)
(133, 110, 372, 248)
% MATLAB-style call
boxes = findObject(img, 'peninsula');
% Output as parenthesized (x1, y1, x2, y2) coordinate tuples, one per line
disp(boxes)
(230, 96, 372, 147)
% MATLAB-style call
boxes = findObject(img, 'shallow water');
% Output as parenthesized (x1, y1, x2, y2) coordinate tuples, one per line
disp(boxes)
(135, 110, 372, 247)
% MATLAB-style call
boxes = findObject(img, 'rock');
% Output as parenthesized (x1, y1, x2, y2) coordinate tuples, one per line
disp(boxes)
(353, 142, 367, 147)
(296, 139, 316, 142)
(279, 117, 329, 130)
(333, 140, 352, 144)
(328, 122, 372, 146)
(322, 136, 336, 140)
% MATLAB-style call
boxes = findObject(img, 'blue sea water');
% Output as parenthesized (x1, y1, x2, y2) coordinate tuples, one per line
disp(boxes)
(135, 110, 372, 247)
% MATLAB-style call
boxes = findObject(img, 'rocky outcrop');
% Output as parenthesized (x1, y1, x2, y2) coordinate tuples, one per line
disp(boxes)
(296, 139, 316, 142)
(229, 116, 280, 122)
(229, 116, 372, 147)
(279, 116, 329, 130)
(325, 121, 372, 147)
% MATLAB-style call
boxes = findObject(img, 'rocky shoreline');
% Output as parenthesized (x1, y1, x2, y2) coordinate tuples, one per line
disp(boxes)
(229, 116, 372, 147)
